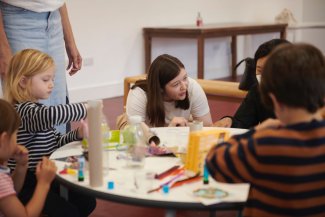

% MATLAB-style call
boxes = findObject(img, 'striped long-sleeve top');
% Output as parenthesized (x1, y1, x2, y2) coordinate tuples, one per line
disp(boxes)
(9, 101, 87, 172)
(206, 119, 325, 217)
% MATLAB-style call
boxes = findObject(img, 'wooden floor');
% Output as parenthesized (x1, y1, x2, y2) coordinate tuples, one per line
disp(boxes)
(91, 199, 239, 217)
(88, 95, 241, 217)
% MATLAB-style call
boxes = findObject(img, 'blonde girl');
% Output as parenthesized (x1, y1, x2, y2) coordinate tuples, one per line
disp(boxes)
(4, 49, 95, 217)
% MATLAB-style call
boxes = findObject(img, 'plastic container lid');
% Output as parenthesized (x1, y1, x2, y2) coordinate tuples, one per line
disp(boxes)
(128, 115, 142, 124)
(162, 184, 169, 194)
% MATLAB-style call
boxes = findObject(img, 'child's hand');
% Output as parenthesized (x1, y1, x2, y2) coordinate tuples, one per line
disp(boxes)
(255, 118, 283, 131)
(35, 157, 57, 184)
(12, 145, 29, 166)
(213, 117, 232, 128)
(78, 119, 89, 139)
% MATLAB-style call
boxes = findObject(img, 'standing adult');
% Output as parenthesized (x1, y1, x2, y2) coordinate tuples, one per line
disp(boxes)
(0, 1, 82, 133)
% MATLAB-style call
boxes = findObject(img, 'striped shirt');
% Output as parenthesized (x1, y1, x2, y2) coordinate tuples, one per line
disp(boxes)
(0, 171, 16, 217)
(8, 101, 87, 171)
(206, 120, 325, 217)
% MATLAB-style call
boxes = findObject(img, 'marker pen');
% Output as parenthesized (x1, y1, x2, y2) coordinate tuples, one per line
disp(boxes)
(203, 163, 209, 185)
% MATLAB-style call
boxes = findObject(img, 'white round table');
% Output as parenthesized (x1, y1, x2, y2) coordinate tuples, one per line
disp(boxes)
(50, 127, 249, 217)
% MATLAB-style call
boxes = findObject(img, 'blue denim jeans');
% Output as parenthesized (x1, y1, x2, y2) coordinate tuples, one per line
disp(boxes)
(1, 2, 67, 133)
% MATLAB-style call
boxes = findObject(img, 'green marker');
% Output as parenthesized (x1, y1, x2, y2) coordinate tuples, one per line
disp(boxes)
(203, 163, 209, 185)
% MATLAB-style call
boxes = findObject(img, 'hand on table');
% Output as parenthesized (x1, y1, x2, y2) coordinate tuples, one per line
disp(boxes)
(168, 117, 188, 127)
(255, 118, 283, 131)
(213, 117, 232, 128)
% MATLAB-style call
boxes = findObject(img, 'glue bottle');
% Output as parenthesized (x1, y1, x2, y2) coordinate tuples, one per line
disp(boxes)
(196, 12, 203, 27)
(78, 156, 85, 182)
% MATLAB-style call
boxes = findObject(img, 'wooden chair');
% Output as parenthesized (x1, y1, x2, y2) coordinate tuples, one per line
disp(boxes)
(123, 74, 147, 106)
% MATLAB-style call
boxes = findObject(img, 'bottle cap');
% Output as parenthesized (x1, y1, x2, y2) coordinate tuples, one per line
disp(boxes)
(128, 115, 142, 124)
(107, 181, 114, 190)
(78, 170, 84, 182)
(162, 185, 169, 194)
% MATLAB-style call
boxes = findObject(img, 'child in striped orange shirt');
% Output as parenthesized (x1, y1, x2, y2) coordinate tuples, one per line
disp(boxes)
(206, 43, 325, 217)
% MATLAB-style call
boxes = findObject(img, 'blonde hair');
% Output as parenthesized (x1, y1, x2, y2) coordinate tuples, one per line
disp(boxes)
(4, 49, 54, 104)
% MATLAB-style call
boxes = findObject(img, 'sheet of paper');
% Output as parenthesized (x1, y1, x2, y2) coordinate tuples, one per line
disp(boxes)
(191, 182, 250, 206)
(50, 142, 82, 159)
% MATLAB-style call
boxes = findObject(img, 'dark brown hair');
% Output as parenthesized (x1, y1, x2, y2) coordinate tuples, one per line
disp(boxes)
(260, 43, 325, 113)
(254, 38, 290, 64)
(133, 54, 189, 126)
(0, 99, 21, 135)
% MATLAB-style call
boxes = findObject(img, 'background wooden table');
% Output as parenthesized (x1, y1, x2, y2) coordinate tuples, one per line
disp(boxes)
(143, 22, 287, 79)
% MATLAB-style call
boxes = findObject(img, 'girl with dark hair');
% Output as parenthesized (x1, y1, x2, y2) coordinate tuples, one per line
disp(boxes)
(0, 99, 57, 217)
(214, 38, 290, 128)
(126, 54, 212, 127)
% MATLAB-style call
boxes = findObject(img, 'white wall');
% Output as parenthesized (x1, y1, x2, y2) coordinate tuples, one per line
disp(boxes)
(65, 0, 321, 102)
(286, 0, 325, 53)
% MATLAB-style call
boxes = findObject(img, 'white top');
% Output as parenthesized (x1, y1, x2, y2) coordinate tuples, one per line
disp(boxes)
(126, 77, 210, 126)
(1, 0, 64, 12)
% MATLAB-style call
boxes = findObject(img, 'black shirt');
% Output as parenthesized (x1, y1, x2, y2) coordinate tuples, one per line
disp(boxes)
(231, 84, 275, 129)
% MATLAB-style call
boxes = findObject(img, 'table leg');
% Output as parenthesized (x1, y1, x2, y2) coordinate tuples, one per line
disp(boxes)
(165, 209, 176, 217)
(197, 36, 204, 79)
(209, 211, 216, 217)
(231, 35, 237, 80)
(280, 28, 287, 39)
(144, 34, 152, 74)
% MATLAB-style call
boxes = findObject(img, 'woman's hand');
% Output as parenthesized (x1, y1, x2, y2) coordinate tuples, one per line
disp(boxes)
(213, 117, 232, 128)
(168, 117, 188, 127)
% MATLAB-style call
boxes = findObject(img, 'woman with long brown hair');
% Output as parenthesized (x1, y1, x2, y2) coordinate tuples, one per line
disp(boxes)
(126, 54, 212, 127)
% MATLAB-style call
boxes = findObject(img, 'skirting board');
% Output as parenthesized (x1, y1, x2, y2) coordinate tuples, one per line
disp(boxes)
(68, 81, 123, 103)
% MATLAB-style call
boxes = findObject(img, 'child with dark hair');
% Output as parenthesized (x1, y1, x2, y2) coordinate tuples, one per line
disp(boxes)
(214, 38, 290, 128)
(206, 43, 325, 217)
(0, 99, 57, 217)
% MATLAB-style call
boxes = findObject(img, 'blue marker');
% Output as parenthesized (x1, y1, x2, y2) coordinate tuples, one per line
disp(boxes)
(203, 163, 209, 185)
(78, 156, 85, 182)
